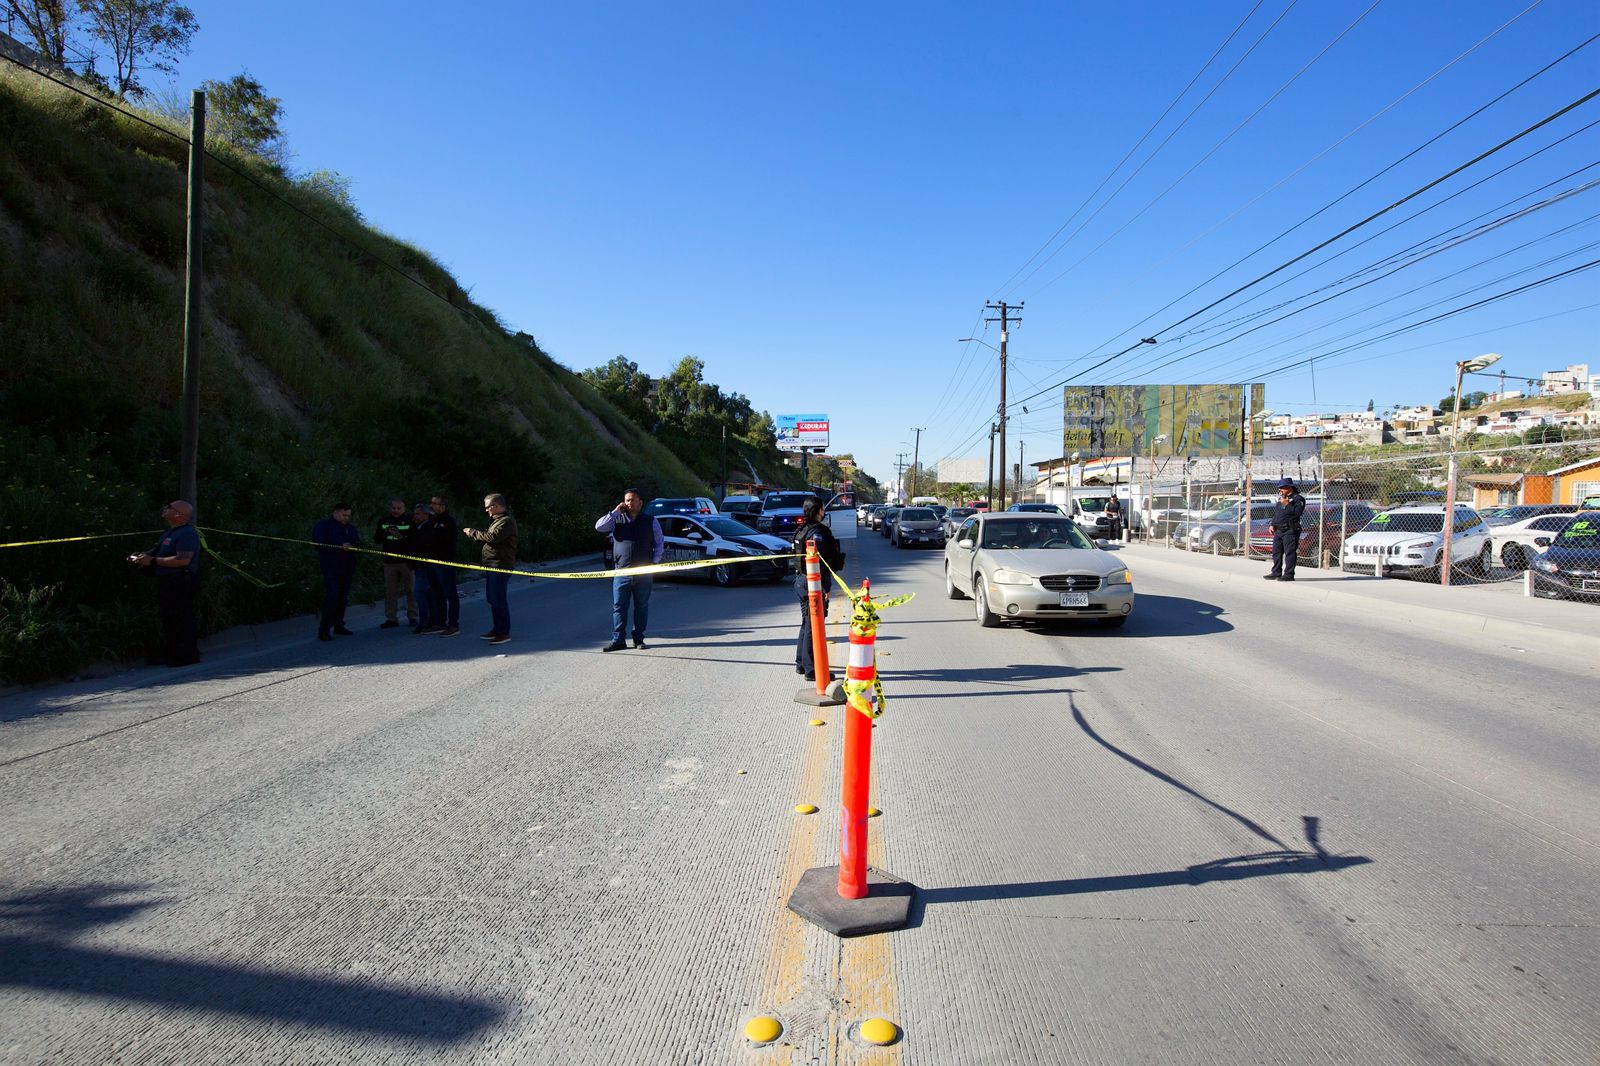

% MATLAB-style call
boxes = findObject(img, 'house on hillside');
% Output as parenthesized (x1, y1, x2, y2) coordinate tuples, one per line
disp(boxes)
(1549, 455, 1600, 506)
(1540, 364, 1590, 396)
(1462, 471, 1553, 509)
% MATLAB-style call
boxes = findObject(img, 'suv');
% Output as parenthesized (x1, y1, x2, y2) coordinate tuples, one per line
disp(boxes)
(756, 491, 818, 537)
(718, 495, 764, 529)
(1341, 504, 1492, 578)
(645, 496, 718, 517)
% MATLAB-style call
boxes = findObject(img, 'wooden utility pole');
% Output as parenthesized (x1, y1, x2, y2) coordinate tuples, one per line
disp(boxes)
(985, 301, 1021, 510)
(909, 427, 925, 498)
(986, 423, 996, 506)
(179, 89, 205, 505)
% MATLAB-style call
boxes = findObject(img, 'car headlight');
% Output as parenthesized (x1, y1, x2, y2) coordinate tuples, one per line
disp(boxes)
(991, 568, 1033, 585)
(1106, 570, 1132, 586)
(1532, 557, 1559, 573)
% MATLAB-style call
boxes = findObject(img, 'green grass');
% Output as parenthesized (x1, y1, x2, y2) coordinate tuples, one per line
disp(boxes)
(0, 66, 753, 683)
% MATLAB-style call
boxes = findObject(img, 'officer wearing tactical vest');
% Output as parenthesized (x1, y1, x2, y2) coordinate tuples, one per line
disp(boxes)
(1265, 477, 1306, 582)
(595, 488, 663, 652)
(792, 497, 843, 682)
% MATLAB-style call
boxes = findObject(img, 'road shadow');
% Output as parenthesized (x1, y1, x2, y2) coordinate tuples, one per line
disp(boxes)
(0, 884, 503, 1042)
(1021, 593, 1233, 639)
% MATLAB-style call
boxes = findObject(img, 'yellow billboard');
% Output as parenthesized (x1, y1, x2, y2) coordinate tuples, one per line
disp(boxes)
(1062, 384, 1255, 458)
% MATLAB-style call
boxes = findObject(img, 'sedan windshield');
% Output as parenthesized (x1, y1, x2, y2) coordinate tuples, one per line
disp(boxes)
(700, 517, 760, 538)
(900, 508, 936, 521)
(1076, 497, 1110, 511)
(765, 494, 815, 510)
(982, 520, 1092, 550)
(1364, 512, 1443, 534)
(1554, 515, 1600, 548)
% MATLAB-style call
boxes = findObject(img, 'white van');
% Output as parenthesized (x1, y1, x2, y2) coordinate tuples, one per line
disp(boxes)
(910, 496, 941, 507)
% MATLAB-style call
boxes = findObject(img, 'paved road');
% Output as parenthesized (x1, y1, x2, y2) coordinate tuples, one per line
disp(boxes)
(2, 530, 1596, 1064)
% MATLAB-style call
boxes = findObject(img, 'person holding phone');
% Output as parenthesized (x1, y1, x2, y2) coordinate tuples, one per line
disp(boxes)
(128, 500, 201, 667)
(595, 488, 663, 651)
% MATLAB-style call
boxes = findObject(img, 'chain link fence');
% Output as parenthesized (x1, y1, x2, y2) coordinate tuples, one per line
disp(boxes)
(1156, 433, 1600, 598)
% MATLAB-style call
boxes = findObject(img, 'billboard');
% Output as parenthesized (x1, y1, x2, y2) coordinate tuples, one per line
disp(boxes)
(776, 413, 829, 452)
(1062, 384, 1256, 459)
(937, 457, 987, 484)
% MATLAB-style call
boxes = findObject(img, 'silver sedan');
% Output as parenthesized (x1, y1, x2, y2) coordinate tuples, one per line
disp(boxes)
(943, 513, 1135, 628)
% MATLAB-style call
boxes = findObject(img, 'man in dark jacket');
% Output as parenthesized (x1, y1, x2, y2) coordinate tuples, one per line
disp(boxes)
(128, 499, 201, 666)
(1105, 494, 1123, 540)
(312, 503, 361, 640)
(463, 493, 519, 645)
(373, 498, 416, 630)
(423, 494, 461, 635)
(1265, 477, 1306, 582)
(792, 497, 842, 682)
(595, 488, 663, 652)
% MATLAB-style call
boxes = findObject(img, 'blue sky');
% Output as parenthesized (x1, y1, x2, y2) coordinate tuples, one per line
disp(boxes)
(165, 1, 1598, 489)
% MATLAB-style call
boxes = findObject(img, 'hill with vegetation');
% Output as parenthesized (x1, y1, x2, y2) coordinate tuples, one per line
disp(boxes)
(0, 62, 797, 682)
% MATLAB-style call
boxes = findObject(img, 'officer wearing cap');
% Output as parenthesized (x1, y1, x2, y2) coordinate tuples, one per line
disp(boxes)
(1264, 477, 1306, 581)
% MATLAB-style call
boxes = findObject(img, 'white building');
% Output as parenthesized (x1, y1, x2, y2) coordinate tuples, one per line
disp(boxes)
(1540, 363, 1590, 395)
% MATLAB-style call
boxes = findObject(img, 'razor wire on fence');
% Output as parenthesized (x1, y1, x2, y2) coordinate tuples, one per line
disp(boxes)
(1153, 433, 1600, 597)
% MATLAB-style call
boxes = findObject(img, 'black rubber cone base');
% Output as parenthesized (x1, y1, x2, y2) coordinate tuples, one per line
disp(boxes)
(788, 865, 914, 937)
(794, 679, 846, 706)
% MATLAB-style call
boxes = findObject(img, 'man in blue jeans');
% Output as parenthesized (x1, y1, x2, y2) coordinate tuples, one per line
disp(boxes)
(462, 493, 518, 645)
(595, 488, 663, 652)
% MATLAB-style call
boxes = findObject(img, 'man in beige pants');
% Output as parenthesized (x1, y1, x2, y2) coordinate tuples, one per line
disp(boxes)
(373, 498, 417, 629)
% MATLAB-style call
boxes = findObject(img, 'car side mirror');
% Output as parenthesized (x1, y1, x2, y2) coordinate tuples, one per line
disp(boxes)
(1534, 537, 1551, 547)
(686, 531, 705, 541)
(1095, 538, 1111, 549)
(958, 538, 975, 549)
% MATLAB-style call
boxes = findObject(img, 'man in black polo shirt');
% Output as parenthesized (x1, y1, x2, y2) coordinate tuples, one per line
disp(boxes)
(128, 499, 201, 666)
(1265, 478, 1306, 582)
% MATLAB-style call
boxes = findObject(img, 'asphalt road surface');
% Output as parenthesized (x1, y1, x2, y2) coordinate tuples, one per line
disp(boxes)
(2, 531, 1597, 1064)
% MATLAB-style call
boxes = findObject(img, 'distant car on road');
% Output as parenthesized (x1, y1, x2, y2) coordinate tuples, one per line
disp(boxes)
(942, 506, 977, 537)
(891, 507, 945, 549)
(1341, 504, 1492, 578)
(879, 507, 903, 538)
(1529, 511, 1600, 602)
(943, 512, 1134, 628)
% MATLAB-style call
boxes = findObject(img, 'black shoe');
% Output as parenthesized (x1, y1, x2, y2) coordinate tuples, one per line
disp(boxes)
(803, 672, 815, 682)
(318, 633, 332, 642)
(480, 632, 498, 640)
(418, 625, 443, 635)
(380, 620, 400, 629)
(633, 640, 648, 649)
(332, 626, 354, 636)
(437, 626, 460, 636)
(796, 665, 807, 675)
(487, 634, 510, 645)
(602, 641, 627, 652)
(1279, 576, 1295, 582)
(1263, 574, 1278, 581)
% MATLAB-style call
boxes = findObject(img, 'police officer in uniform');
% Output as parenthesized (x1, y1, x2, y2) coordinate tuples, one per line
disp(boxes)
(1264, 477, 1306, 582)
(128, 500, 201, 666)
(792, 497, 842, 682)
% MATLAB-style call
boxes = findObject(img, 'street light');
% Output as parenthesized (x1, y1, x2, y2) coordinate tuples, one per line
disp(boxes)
(957, 337, 999, 352)
(1452, 353, 1501, 448)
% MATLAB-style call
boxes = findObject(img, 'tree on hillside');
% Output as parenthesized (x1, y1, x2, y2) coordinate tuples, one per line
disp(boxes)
(581, 356, 655, 427)
(1523, 424, 1565, 445)
(297, 169, 361, 219)
(6, 0, 73, 66)
(76, 0, 197, 98)
(201, 72, 287, 165)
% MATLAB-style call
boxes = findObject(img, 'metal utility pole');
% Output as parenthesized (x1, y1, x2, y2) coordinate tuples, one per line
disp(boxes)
(909, 427, 925, 498)
(179, 89, 205, 506)
(720, 425, 727, 501)
(985, 300, 1021, 511)
(1018, 440, 1026, 504)
(986, 423, 996, 506)
(894, 452, 909, 503)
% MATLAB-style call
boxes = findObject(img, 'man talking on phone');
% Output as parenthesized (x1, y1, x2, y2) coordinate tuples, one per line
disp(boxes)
(595, 488, 663, 651)
(128, 500, 201, 667)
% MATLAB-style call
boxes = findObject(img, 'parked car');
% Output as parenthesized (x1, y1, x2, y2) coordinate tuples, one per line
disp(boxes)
(879, 507, 903, 538)
(944, 513, 1134, 628)
(645, 496, 718, 517)
(602, 513, 790, 584)
(1482, 503, 1578, 528)
(942, 506, 977, 537)
(1340, 504, 1492, 578)
(756, 492, 819, 537)
(1248, 503, 1376, 566)
(892, 507, 945, 548)
(719, 495, 765, 529)
(1185, 500, 1278, 554)
(1492, 511, 1584, 571)
(1529, 511, 1600, 602)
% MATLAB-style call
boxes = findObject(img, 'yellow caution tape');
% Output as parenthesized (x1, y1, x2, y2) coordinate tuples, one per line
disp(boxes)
(844, 674, 887, 719)
(196, 528, 285, 589)
(815, 558, 909, 718)
(199, 528, 798, 580)
(0, 530, 161, 549)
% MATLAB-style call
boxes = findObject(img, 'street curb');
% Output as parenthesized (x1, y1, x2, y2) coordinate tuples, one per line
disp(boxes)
(1122, 546, 1600, 659)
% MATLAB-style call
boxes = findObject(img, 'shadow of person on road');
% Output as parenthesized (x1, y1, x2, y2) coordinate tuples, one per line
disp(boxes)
(0, 884, 504, 1043)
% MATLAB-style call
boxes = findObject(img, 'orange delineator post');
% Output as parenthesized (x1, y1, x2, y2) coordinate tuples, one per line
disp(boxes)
(805, 541, 831, 695)
(838, 578, 875, 900)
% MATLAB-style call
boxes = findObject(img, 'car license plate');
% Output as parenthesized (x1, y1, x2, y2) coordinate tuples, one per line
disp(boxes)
(1059, 592, 1088, 607)
(1582, 579, 1600, 591)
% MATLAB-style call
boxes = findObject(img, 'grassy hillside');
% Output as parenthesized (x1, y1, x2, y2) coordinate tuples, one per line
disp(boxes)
(0, 65, 734, 681)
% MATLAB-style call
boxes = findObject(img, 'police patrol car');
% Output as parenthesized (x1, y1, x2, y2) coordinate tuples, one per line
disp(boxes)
(604, 513, 793, 587)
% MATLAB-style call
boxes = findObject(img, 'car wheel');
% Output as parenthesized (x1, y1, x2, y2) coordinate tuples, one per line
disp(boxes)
(945, 563, 967, 600)
(1212, 534, 1235, 554)
(974, 581, 1000, 628)
(1099, 615, 1128, 628)
(1501, 543, 1525, 571)
(713, 560, 739, 587)
(1474, 542, 1491, 576)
